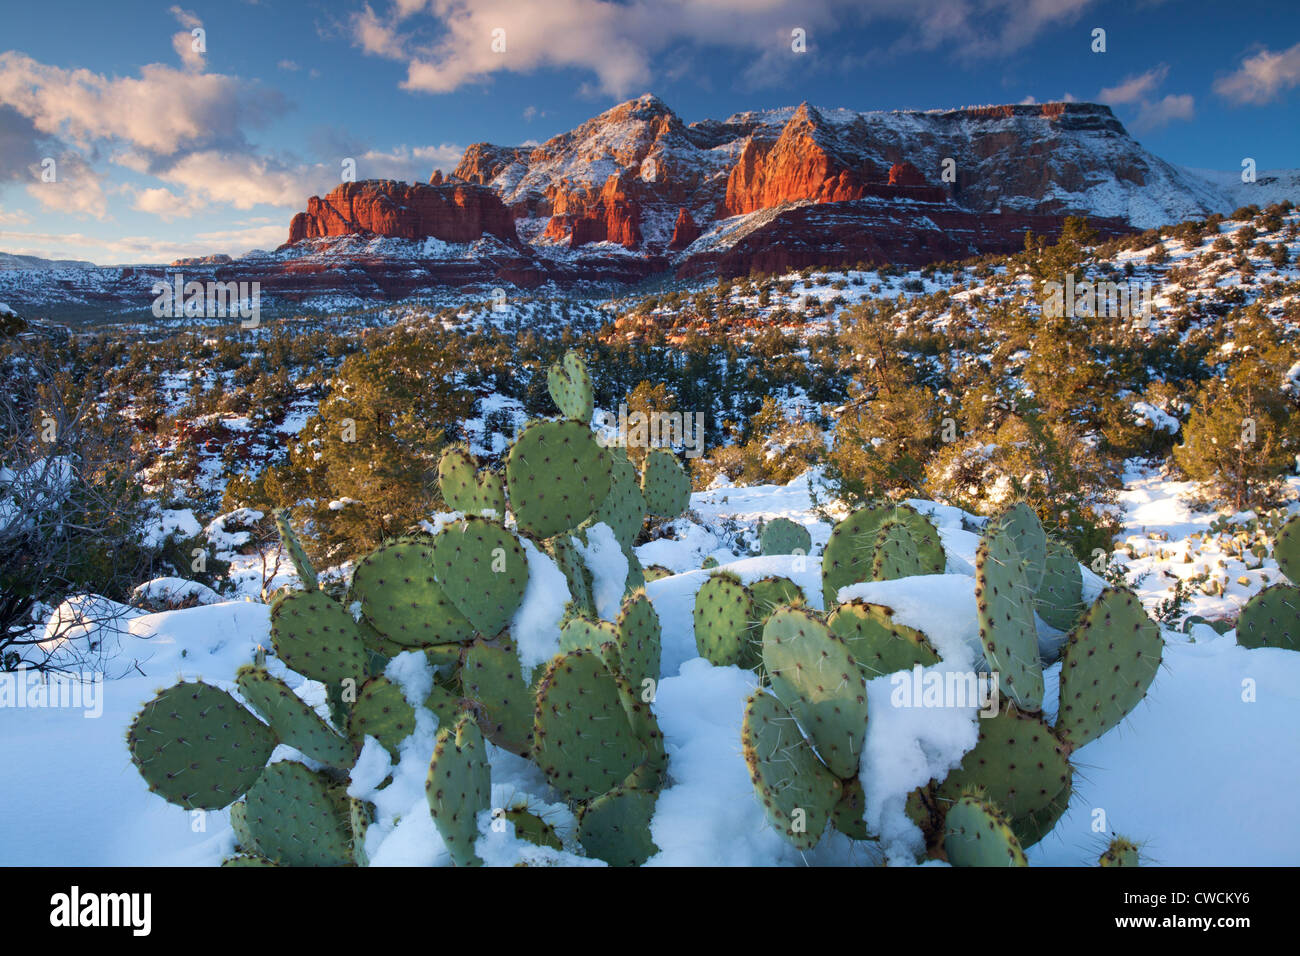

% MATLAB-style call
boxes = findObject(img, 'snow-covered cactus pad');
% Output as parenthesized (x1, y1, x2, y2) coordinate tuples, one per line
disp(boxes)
(821, 501, 944, 608)
(1275, 513, 1300, 584)
(741, 689, 842, 850)
(761, 606, 868, 779)
(975, 523, 1044, 712)
(827, 600, 940, 678)
(437, 446, 506, 517)
(692, 572, 756, 668)
(507, 420, 612, 538)
(547, 349, 595, 423)
(235, 665, 352, 768)
(127, 681, 277, 810)
(430, 516, 529, 638)
(350, 538, 474, 647)
(269, 587, 369, 686)
(943, 791, 1028, 867)
(1099, 836, 1141, 866)
(425, 712, 491, 867)
(1055, 588, 1163, 748)
(532, 649, 649, 801)
(274, 508, 317, 591)
(241, 760, 354, 867)
(759, 517, 812, 557)
(640, 447, 692, 517)
(1234, 583, 1299, 651)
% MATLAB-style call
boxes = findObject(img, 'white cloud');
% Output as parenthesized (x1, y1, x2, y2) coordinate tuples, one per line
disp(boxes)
(0, 223, 292, 263)
(1214, 42, 1300, 104)
(352, 0, 1102, 97)
(170, 7, 207, 74)
(24, 154, 107, 219)
(277, 59, 301, 71)
(1134, 93, 1194, 130)
(1100, 65, 1169, 105)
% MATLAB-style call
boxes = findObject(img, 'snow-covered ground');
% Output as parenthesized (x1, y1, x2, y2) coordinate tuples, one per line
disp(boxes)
(1, 467, 1297, 866)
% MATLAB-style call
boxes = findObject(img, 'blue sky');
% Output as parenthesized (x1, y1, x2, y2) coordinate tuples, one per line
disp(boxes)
(1, 0, 1297, 264)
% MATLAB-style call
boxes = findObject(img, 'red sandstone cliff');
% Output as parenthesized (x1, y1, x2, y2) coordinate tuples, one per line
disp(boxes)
(286, 180, 517, 245)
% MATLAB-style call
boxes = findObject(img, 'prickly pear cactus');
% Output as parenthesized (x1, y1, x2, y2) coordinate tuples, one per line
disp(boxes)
(275, 508, 317, 591)
(235, 665, 352, 769)
(127, 681, 277, 810)
(827, 600, 940, 677)
(430, 517, 529, 638)
(425, 712, 490, 867)
(614, 591, 662, 689)
(270, 587, 369, 686)
(692, 572, 756, 668)
(1035, 537, 1085, 632)
(1235, 583, 1300, 651)
(1275, 513, 1300, 583)
(350, 538, 475, 647)
(759, 517, 812, 557)
(640, 448, 691, 518)
(347, 676, 417, 758)
(241, 761, 354, 867)
(741, 689, 841, 851)
(462, 639, 536, 756)
(547, 349, 595, 423)
(761, 607, 867, 779)
(532, 649, 648, 801)
(587, 446, 647, 551)
(576, 785, 659, 866)
(507, 420, 612, 538)
(1099, 836, 1141, 866)
(438, 446, 506, 517)
(821, 502, 944, 608)
(987, 503, 1047, 591)
(871, 518, 926, 581)
(1055, 588, 1163, 748)
(943, 791, 1027, 867)
(975, 523, 1044, 712)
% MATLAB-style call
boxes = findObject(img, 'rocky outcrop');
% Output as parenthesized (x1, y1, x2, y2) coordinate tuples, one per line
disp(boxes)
(668, 208, 701, 250)
(541, 175, 642, 248)
(888, 161, 927, 187)
(285, 180, 517, 246)
(171, 254, 232, 267)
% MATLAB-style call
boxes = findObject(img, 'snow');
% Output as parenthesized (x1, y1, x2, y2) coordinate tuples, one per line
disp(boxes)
(3, 465, 1300, 866)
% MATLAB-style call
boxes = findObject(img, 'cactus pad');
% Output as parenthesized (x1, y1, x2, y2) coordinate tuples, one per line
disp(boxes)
(692, 573, 756, 668)
(1235, 583, 1300, 651)
(242, 761, 354, 866)
(127, 681, 276, 810)
(832, 777, 871, 840)
(1035, 537, 1085, 632)
(1056, 588, 1163, 749)
(274, 508, 317, 591)
(759, 518, 812, 557)
(640, 448, 691, 517)
(577, 785, 660, 866)
(347, 676, 417, 758)
(987, 502, 1047, 591)
(270, 588, 369, 688)
(741, 689, 841, 850)
(547, 349, 595, 423)
(438, 446, 506, 517)
(1099, 836, 1141, 866)
(828, 600, 940, 677)
(588, 449, 647, 551)
(235, 665, 352, 768)
(431, 517, 529, 638)
(462, 639, 535, 756)
(1275, 513, 1300, 583)
(426, 712, 491, 867)
(871, 518, 926, 582)
(820, 501, 893, 608)
(350, 538, 475, 647)
(762, 607, 868, 779)
(942, 792, 1027, 867)
(975, 525, 1044, 712)
(533, 649, 646, 801)
(615, 590, 662, 688)
(507, 420, 611, 538)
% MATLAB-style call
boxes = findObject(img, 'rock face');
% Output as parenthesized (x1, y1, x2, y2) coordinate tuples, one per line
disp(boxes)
(285, 180, 517, 245)
(668, 208, 701, 250)
(262, 94, 1246, 297)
